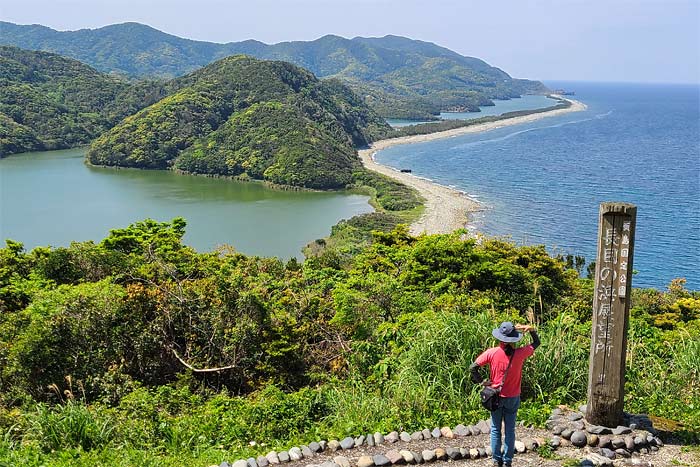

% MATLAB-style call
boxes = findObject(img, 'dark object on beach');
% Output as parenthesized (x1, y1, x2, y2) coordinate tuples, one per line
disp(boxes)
(400, 169, 412, 173)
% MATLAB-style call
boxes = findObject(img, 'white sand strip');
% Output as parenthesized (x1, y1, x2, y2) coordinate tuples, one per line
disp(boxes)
(358, 98, 587, 235)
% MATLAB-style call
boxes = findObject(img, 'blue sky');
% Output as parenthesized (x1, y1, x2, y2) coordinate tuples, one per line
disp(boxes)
(1, 0, 698, 83)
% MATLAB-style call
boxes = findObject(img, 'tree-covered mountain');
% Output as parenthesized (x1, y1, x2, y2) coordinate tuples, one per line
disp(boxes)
(0, 22, 548, 118)
(88, 55, 390, 189)
(0, 46, 168, 156)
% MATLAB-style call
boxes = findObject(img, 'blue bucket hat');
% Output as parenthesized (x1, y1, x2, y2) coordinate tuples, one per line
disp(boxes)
(492, 321, 523, 343)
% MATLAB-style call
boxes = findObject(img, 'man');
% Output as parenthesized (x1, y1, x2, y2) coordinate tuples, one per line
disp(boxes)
(470, 322, 540, 467)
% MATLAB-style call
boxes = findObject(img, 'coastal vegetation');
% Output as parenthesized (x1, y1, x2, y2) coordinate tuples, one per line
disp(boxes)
(87, 55, 390, 189)
(0, 220, 698, 467)
(0, 22, 547, 119)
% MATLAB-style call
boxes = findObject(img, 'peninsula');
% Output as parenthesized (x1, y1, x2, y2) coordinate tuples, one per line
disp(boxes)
(359, 97, 587, 235)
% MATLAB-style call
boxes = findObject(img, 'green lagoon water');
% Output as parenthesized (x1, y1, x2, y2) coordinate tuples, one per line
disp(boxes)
(0, 148, 373, 258)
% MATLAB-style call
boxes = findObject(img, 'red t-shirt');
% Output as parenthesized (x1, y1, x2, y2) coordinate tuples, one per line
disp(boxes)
(475, 343, 535, 397)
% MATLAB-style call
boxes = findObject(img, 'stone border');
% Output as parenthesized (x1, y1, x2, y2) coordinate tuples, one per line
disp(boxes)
(545, 406, 664, 466)
(214, 407, 668, 467)
(215, 419, 548, 467)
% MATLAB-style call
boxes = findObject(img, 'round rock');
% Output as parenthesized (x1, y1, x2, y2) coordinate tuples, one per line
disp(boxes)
(288, 448, 302, 461)
(571, 430, 588, 447)
(514, 440, 526, 453)
(434, 448, 447, 461)
(373, 455, 390, 467)
(445, 448, 460, 460)
(399, 432, 411, 442)
(421, 450, 434, 462)
(549, 436, 561, 448)
(333, 457, 349, 467)
(611, 437, 625, 449)
(386, 450, 403, 464)
(340, 437, 355, 450)
(588, 434, 599, 447)
(411, 451, 423, 464)
(598, 435, 612, 448)
(328, 440, 341, 452)
(357, 456, 373, 467)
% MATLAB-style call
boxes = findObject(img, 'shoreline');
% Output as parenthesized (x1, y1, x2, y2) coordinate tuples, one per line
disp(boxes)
(358, 97, 587, 236)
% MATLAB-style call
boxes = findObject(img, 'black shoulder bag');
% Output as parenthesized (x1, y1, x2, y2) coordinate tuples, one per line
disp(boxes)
(479, 351, 514, 411)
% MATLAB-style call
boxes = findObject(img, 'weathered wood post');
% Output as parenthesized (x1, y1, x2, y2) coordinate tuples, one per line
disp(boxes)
(586, 202, 637, 427)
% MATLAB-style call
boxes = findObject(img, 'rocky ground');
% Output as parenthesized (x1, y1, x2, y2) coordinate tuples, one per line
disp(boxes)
(213, 422, 699, 467)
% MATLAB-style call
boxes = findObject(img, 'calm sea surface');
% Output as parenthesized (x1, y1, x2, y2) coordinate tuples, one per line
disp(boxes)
(376, 82, 700, 289)
(0, 148, 373, 259)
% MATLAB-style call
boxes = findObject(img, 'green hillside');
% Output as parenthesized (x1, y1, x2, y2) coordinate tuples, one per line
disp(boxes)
(0, 46, 168, 156)
(0, 22, 548, 118)
(0, 221, 697, 466)
(87, 55, 390, 189)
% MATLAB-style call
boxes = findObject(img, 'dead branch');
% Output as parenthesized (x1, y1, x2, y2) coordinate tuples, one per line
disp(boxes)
(171, 348, 237, 373)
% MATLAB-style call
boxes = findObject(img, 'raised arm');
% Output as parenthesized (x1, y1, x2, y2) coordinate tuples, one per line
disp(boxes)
(516, 324, 540, 349)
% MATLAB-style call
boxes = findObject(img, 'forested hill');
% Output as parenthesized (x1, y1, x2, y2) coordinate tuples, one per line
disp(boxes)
(87, 55, 390, 189)
(0, 22, 548, 118)
(0, 46, 168, 156)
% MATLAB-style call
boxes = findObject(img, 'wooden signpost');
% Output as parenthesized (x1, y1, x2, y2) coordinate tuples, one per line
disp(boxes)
(586, 202, 637, 427)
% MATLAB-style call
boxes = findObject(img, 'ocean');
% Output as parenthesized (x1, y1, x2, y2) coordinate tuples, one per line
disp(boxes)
(375, 82, 700, 289)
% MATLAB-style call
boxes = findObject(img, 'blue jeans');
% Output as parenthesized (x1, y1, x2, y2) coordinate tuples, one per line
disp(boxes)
(490, 395, 520, 464)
